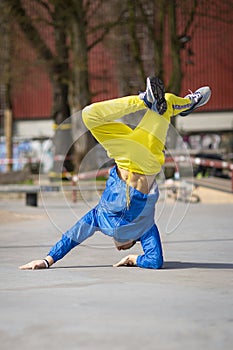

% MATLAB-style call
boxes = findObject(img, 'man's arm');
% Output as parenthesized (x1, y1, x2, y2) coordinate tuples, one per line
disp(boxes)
(113, 225, 163, 269)
(18, 234, 78, 270)
(18, 206, 99, 270)
(136, 226, 163, 269)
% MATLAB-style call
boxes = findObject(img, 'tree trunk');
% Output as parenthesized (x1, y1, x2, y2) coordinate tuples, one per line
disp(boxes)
(50, 3, 73, 179)
(50, 73, 73, 178)
(167, 0, 183, 95)
(69, 6, 97, 173)
(70, 20, 90, 110)
(0, 11, 13, 171)
(164, 0, 183, 150)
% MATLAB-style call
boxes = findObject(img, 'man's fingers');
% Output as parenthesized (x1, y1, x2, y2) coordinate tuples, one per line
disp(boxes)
(113, 256, 129, 267)
(113, 254, 138, 267)
(19, 260, 46, 270)
(32, 264, 39, 270)
(19, 264, 32, 270)
(19, 264, 38, 270)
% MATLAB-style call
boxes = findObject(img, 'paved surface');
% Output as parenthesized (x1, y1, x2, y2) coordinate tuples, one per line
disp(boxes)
(0, 192, 233, 350)
(190, 176, 232, 193)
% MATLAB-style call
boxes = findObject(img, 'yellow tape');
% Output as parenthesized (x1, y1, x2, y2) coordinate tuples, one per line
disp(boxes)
(53, 123, 71, 130)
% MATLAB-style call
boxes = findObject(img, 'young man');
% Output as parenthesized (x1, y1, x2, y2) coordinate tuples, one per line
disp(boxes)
(19, 77, 211, 270)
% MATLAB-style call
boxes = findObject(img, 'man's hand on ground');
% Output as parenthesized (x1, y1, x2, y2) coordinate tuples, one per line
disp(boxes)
(113, 254, 138, 267)
(19, 260, 48, 270)
(19, 256, 54, 270)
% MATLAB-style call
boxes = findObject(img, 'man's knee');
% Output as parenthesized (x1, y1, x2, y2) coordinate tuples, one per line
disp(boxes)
(82, 103, 101, 130)
(82, 105, 93, 129)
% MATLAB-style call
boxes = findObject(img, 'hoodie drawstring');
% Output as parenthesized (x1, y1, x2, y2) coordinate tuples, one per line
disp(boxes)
(126, 171, 132, 209)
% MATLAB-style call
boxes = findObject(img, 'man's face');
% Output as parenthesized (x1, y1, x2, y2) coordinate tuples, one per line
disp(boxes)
(114, 240, 136, 251)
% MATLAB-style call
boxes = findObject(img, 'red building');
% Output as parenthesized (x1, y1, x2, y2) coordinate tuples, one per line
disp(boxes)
(1, 2, 233, 150)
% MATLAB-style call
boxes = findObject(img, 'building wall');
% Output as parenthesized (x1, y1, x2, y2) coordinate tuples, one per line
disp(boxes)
(15, 119, 53, 139)
(176, 112, 233, 133)
(8, 1, 233, 137)
(179, 2, 233, 112)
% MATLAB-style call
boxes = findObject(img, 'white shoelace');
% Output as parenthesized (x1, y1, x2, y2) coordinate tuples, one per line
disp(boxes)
(188, 89, 201, 103)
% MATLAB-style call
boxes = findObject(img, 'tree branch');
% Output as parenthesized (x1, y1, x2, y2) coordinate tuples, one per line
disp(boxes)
(183, 0, 198, 36)
(4, 0, 54, 70)
(87, 10, 126, 50)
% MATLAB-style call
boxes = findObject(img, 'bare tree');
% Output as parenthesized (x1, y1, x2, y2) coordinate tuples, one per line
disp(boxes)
(0, 3, 13, 171)
(2, 0, 125, 175)
(110, 0, 199, 96)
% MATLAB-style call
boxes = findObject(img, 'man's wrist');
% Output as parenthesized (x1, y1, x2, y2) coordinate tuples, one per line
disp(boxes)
(44, 256, 54, 267)
(132, 255, 138, 265)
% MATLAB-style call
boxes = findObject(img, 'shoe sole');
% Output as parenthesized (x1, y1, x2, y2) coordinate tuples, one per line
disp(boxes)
(147, 76, 167, 115)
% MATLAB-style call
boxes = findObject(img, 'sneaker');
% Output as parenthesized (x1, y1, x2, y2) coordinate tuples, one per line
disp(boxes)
(180, 86, 211, 116)
(140, 76, 167, 115)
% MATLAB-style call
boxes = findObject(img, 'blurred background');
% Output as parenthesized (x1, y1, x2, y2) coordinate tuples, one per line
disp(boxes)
(0, 0, 232, 187)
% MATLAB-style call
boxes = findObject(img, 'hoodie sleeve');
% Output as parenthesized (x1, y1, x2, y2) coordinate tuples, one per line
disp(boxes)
(47, 207, 98, 263)
(48, 234, 78, 263)
(136, 225, 163, 269)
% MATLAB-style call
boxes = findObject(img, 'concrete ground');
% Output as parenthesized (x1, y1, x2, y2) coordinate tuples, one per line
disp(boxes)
(0, 189, 232, 350)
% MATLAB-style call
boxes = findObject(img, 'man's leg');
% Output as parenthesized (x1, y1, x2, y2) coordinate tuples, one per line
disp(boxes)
(82, 95, 146, 144)
(82, 81, 191, 149)
(164, 93, 192, 118)
(140, 77, 211, 117)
